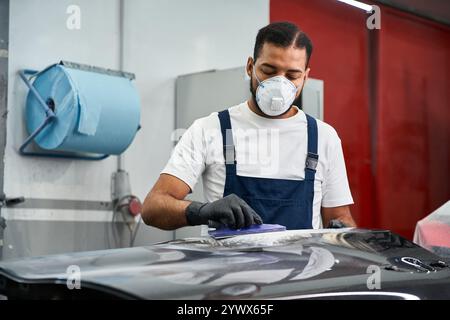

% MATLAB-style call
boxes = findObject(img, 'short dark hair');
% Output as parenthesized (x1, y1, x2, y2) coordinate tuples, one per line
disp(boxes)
(253, 21, 313, 67)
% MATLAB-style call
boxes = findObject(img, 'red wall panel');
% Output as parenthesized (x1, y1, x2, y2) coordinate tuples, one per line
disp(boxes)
(270, 0, 374, 228)
(271, 0, 450, 239)
(376, 8, 450, 238)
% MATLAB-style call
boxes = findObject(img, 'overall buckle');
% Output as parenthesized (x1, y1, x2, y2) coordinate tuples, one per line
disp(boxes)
(224, 145, 236, 165)
(305, 152, 319, 170)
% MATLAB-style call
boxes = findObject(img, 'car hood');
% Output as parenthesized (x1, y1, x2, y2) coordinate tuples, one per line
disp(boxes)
(0, 228, 449, 299)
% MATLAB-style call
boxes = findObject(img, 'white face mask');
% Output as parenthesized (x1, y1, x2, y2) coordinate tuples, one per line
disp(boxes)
(253, 67, 302, 117)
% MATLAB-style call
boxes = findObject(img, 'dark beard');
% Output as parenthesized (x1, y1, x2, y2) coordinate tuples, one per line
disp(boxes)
(249, 75, 258, 109)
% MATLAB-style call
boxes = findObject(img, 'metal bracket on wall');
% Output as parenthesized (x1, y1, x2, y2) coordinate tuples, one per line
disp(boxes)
(0, 194, 25, 207)
(0, 193, 23, 253)
(2, 197, 113, 211)
(60, 60, 135, 80)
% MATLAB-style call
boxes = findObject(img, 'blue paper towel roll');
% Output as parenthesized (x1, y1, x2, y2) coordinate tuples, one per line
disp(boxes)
(25, 64, 140, 155)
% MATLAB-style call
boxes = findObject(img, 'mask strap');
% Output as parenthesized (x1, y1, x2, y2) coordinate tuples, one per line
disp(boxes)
(252, 65, 262, 86)
(293, 73, 307, 92)
(253, 64, 305, 91)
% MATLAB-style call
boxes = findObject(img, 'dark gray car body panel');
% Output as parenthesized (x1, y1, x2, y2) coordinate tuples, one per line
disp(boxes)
(0, 229, 449, 299)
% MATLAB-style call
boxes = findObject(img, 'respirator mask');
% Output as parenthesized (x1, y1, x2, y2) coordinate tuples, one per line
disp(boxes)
(253, 67, 303, 117)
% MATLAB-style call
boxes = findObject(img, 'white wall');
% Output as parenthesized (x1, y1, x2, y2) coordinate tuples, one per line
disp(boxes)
(123, 0, 269, 200)
(6, 0, 122, 201)
(2, 0, 269, 257)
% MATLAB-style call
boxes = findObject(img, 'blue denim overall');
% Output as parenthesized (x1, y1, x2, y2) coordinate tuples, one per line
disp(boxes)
(218, 109, 319, 230)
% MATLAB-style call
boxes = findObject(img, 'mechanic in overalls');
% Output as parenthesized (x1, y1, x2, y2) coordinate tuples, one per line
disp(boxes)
(143, 22, 356, 231)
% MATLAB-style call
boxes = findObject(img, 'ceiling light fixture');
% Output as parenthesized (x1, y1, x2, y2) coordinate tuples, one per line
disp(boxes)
(337, 0, 373, 13)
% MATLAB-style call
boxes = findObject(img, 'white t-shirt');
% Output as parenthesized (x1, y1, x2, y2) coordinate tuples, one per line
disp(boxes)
(162, 101, 354, 229)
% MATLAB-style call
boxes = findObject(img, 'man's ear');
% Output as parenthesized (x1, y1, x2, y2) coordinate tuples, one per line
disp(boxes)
(304, 67, 311, 82)
(246, 57, 254, 78)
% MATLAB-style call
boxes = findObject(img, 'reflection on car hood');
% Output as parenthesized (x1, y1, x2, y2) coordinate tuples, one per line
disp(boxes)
(0, 229, 449, 299)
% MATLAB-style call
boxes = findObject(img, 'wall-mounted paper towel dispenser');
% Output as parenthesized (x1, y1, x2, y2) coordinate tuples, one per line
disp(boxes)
(19, 61, 141, 160)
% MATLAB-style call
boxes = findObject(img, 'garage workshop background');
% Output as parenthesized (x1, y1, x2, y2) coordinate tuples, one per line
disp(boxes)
(0, 0, 448, 259)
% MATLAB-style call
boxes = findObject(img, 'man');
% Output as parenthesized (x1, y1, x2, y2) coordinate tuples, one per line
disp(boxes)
(142, 21, 356, 231)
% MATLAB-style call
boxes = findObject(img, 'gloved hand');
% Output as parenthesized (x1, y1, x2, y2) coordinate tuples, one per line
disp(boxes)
(185, 194, 263, 229)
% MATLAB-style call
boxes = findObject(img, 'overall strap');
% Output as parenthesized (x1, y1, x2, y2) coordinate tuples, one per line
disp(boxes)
(305, 114, 319, 181)
(218, 110, 237, 175)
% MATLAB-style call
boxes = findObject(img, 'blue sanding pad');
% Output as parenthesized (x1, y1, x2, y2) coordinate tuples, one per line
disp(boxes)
(208, 224, 286, 239)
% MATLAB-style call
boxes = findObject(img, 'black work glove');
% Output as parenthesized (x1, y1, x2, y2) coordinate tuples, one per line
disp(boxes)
(185, 194, 263, 229)
(327, 219, 348, 229)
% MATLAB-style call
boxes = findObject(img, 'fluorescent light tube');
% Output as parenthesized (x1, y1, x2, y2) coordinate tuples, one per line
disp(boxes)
(337, 0, 373, 12)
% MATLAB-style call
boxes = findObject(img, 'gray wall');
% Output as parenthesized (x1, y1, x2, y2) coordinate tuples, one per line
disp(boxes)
(0, 0, 9, 260)
(1, 0, 269, 259)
